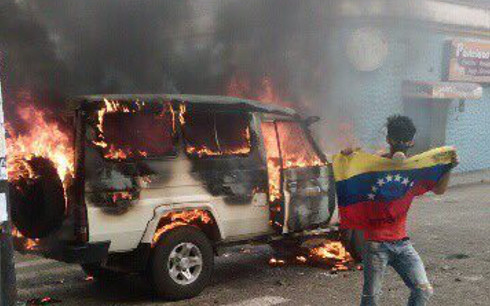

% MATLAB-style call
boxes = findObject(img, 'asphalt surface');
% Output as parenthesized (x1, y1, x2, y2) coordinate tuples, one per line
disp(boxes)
(14, 183, 490, 306)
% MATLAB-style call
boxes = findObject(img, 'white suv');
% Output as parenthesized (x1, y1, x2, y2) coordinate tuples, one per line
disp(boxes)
(11, 95, 346, 300)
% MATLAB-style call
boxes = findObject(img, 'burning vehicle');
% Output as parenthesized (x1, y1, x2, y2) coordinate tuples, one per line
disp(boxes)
(8, 94, 362, 300)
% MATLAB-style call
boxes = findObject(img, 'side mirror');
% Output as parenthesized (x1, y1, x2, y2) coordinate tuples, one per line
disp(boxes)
(305, 116, 321, 126)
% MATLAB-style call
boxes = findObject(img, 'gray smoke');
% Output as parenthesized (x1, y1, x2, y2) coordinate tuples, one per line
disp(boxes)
(1, 1, 333, 101)
(1, 0, 351, 151)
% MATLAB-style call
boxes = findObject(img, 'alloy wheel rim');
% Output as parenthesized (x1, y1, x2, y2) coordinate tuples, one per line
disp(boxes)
(167, 242, 203, 285)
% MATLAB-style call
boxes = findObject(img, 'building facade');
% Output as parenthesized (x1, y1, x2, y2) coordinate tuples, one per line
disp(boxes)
(325, 0, 490, 172)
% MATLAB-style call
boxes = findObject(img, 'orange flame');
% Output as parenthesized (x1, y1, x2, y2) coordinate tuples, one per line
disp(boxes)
(309, 240, 354, 271)
(110, 192, 133, 203)
(184, 126, 252, 157)
(6, 105, 74, 184)
(92, 99, 149, 160)
(268, 257, 286, 267)
(152, 210, 212, 246)
(260, 123, 282, 202)
(228, 75, 323, 203)
(269, 240, 354, 271)
(12, 228, 40, 251)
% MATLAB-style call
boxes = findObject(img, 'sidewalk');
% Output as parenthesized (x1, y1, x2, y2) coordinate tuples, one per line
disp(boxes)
(449, 169, 490, 188)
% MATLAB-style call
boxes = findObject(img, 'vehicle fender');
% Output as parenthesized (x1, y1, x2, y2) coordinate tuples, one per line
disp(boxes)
(140, 201, 224, 244)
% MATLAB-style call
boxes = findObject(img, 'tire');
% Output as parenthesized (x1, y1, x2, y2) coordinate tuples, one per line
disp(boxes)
(340, 229, 365, 262)
(10, 157, 65, 239)
(81, 263, 125, 281)
(149, 226, 214, 300)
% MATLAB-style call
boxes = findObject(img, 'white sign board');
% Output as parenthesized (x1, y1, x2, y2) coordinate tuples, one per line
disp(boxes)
(0, 193, 7, 222)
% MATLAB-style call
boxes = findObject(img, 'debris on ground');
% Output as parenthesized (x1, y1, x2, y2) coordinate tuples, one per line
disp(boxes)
(25, 297, 62, 305)
(446, 253, 470, 260)
(84, 275, 94, 281)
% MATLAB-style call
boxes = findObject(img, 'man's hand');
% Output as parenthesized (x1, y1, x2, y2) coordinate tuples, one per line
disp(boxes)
(433, 149, 458, 195)
(450, 151, 459, 169)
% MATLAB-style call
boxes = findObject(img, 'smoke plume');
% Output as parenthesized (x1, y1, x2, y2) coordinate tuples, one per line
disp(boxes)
(0, 0, 350, 151)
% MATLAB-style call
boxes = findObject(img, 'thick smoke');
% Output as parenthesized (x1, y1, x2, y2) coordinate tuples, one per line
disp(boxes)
(1, 0, 347, 151)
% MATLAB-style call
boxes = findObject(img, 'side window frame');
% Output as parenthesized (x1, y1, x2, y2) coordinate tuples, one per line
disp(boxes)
(86, 100, 179, 162)
(180, 108, 254, 160)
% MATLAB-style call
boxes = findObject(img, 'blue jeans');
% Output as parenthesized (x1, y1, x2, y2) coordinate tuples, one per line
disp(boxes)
(361, 240, 433, 306)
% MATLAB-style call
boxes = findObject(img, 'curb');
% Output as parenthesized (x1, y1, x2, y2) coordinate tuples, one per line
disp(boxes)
(449, 169, 490, 188)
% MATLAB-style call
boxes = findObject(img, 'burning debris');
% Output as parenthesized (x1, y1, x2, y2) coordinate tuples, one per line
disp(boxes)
(12, 228, 40, 251)
(25, 297, 62, 305)
(84, 275, 94, 282)
(308, 240, 355, 271)
(152, 210, 213, 246)
(269, 239, 357, 272)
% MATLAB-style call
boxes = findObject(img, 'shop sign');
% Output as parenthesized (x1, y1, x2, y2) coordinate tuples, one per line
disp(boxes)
(402, 81, 482, 100)
(448, 39, 490, 83)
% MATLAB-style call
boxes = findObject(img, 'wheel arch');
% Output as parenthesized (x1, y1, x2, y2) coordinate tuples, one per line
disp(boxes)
(140, 203, 224, 247)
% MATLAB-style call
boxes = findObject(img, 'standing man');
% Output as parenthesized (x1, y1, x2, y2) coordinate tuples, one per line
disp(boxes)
(339, 115, 458, 306)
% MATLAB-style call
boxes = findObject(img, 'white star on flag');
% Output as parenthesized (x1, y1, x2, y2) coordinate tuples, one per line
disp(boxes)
(394, 174, 402, 181)
(402, 178, 410, 185)
(377, 178, 385, 186)
(368, 194, 375, 200)
(372, 186, 378, 192)
(386, 175, 393, 182)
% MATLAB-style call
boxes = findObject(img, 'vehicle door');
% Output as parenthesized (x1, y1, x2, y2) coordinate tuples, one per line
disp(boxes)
(260, 118, 335, 234)
(179, 105, 271, 239)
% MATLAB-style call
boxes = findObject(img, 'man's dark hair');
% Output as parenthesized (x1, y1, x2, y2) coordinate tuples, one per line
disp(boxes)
(386, 115, 416, 143)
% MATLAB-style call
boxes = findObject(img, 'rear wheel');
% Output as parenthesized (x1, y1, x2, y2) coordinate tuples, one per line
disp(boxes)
(149, 226, 214, 300)
(10, 157, 65, 239)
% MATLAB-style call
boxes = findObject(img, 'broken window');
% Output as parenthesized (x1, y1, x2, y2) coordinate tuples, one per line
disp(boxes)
(100, 111, 175, 159)
(276, 121, 322, 168)
(181, 110, 252, 158)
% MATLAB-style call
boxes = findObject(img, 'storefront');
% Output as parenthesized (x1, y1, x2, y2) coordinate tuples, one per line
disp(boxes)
(324, 0, 490, 172)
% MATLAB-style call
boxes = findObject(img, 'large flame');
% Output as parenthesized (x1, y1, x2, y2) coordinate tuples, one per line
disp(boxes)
(6, 105, 74, 185)
(260, 123, 282, 202)
(92, 99, 149, 160)
(228, 75, 323, 203)
(12, 227, 40, 251)
(152, 209, 213, 246)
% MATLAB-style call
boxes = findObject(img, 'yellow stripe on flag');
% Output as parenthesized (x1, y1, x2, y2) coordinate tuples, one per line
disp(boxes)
(333, 146, 455, 182)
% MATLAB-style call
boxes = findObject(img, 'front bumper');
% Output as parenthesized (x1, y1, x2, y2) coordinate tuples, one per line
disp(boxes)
(14, 237, 110, 264)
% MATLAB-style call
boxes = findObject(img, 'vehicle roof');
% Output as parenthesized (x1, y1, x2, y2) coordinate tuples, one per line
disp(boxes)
(68, 94, 298, 117)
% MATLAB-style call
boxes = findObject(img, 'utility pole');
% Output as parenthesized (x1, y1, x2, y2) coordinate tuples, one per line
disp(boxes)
(0, 77, 16, 305)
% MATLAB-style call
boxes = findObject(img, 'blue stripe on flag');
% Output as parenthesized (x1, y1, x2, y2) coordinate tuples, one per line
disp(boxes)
(336, 163, 452, 207)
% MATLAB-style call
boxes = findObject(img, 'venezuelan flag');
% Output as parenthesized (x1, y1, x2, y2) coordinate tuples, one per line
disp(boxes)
(332, 146, 456, 230)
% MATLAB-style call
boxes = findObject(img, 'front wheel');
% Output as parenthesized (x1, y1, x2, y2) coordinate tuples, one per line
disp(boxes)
(149, 226, 214, 300)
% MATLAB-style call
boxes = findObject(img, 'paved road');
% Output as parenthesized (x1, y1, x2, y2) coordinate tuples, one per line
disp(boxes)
(14, 183, 490, 305)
